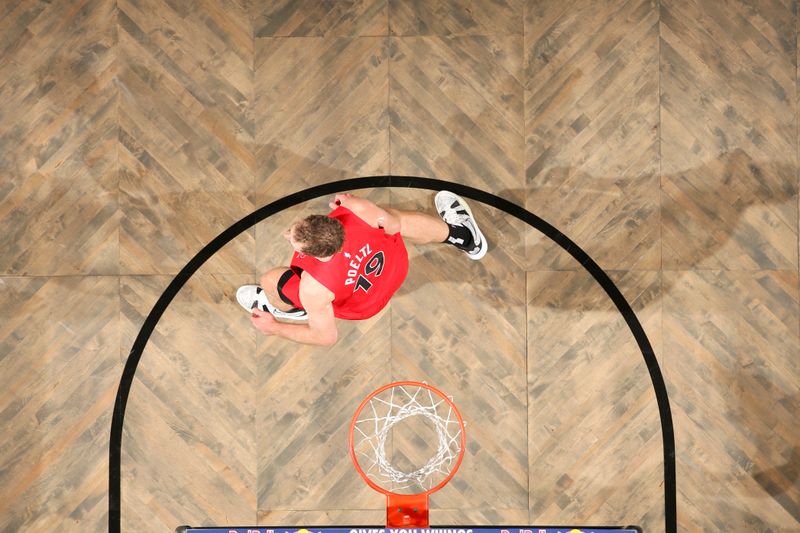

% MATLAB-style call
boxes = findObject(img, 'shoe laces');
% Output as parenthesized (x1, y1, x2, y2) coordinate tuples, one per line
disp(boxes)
(440, 207, 470, 227)
(444, 214, 481, 255)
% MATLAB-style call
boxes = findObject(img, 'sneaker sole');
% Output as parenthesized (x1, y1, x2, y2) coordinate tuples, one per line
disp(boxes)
(270, 308, 309, 322)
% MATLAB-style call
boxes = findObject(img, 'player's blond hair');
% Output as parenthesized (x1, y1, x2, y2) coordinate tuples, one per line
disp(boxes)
(294, 215, 345, 257)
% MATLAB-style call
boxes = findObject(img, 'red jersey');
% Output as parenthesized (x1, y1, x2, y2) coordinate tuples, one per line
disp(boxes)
(290, 206, 409, 320)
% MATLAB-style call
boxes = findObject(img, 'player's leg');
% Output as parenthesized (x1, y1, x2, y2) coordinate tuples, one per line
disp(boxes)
(384, 191, 487, 259)
(235, 268, 308, 321)
(334, 191, 487, 259)
(382, 208, 448, 244)
(260, 268, 299, 312)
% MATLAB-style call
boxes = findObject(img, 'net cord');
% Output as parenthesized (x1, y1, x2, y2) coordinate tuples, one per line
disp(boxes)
(352, 385, 463, 490)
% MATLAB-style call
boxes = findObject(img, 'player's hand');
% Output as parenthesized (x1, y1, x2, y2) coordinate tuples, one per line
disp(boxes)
(329, 193, 353, 209)
(250, 308, 279, 335)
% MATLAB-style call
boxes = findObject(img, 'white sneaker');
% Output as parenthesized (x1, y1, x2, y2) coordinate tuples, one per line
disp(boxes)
(435, 191, 488, 260)
(235, 285, 308, 321)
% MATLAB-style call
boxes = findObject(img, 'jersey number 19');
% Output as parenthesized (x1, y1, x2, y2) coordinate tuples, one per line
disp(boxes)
(354, 251, 385, 293)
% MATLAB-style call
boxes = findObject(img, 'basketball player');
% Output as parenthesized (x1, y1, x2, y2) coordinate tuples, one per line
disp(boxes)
(236, 191, 487, 345)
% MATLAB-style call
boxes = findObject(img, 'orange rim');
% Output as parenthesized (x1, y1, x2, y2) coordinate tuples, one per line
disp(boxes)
(348, 380, 466, 497)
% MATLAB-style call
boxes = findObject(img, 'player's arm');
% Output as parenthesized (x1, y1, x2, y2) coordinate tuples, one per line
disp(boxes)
(329, 193, 401, 234)
(250, 274, 338, 346)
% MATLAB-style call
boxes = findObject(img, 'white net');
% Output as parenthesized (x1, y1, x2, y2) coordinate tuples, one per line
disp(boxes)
(351, 383, 464, 493)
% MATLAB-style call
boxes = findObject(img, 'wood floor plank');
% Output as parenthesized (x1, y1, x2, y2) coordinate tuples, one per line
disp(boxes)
(254, 36, 390, 203)
(524, 0, 660, 271)
(526, 270, 663, 530)
(120, 274, 258, 531)
(254, 0, 388, 37)
(0, 0, 118, 276)
(118, 0, 255, 275)
(389, 0, 524, 36)
(0, 276, 120, 532)
(390, 35, 523, 189)
(661, 0, 798, 269)
(664, 269, 800, 530)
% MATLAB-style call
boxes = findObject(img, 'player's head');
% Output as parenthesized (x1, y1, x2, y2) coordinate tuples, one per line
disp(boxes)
(287, 215, 345, 257)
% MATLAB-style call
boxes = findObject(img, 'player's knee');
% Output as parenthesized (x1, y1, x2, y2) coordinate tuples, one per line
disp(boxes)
(260, 268, 286, 290)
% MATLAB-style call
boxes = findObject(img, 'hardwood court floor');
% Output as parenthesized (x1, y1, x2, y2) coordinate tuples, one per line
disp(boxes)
(1, 1, 798, 532)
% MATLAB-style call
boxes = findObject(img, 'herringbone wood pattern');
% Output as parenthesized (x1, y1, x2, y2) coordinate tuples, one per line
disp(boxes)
(120, 275, 257, 530)
(118, 0, 255, 276)
(526, 270, 664, 526)
(525, 0, 661, 271)
(253, 35, 389, 203)
(1, 1, 798, 532)
(389, 0, 523, 36)
(660, 0, 798, 269)
(0, 0, 118, 276)
(664, 270, 800, 529)
(390, 34, 523, 189)
(254, 0, 388, 37)
(0, 276, 120, 532)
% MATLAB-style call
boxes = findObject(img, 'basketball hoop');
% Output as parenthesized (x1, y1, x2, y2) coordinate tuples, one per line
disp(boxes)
(349, 381, 466, 527)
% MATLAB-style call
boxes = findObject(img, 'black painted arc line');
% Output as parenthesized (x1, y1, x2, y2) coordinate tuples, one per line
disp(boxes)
(109, 176, 676, 533)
